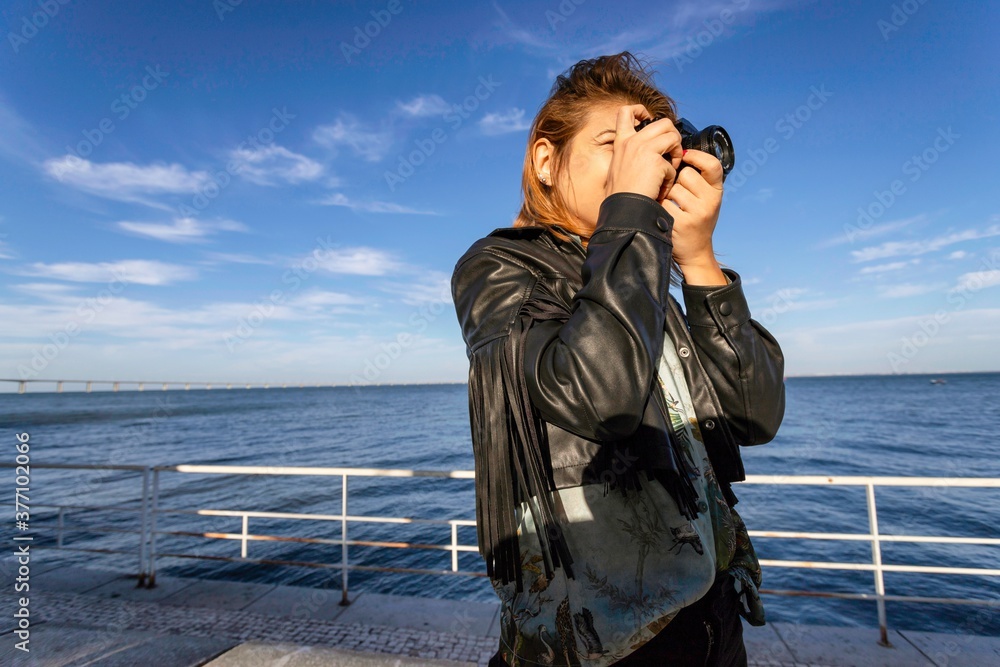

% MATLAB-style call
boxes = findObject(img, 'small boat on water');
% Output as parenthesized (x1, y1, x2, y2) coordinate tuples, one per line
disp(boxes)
(929, 378, 948, 385)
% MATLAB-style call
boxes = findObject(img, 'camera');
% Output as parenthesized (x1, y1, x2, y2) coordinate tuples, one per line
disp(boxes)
(634, 117, 735, 181)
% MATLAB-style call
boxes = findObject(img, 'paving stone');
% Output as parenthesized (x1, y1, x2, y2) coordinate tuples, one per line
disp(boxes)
(156, 577, 277, 610)
(86, 572, 200, 602)
(898, 629, 1000, 667)
(32, 566, 124, 595)
(242, 582, 352, 621)
(772, 622, 933, 667)
(334, 592, 499, 637)
(743, 619, 797, 663)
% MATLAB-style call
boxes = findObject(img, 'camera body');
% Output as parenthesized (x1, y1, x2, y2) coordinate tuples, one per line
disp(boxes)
(634, 117, 735, 181)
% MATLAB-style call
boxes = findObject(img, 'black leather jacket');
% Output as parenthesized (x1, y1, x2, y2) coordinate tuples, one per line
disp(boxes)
(451, 192, 785, 592)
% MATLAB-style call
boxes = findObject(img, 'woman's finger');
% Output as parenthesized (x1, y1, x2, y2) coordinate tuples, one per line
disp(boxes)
(615, 104, 652, 138)
(666, 181, 698, 211)
(679, 149, 724, 189)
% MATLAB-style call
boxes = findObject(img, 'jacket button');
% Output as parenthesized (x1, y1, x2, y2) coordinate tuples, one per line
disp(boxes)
(718, 301, 732, 316)
(678, 346, 690, 358)
(704, 419, 716, 430)
(656, 216, 670, 232)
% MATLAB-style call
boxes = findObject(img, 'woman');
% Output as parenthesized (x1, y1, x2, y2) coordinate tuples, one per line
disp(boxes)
(451, 52, 785, 666)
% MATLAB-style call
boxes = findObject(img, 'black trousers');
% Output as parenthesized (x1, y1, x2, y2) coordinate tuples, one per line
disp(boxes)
(489, 571, 748, 666)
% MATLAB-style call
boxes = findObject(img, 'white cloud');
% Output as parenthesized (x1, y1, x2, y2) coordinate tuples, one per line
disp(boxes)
(815, 214, 925, 249)
(43, 155, 210, 204)
(479, 108, 530, 135)
(313, 116, 393, 162)
(19, 259, 198, 285)
(947, 250, 967, 260)
(877, 282, 942, 298)
(954, 270, 1000, 292)
(377, 271, 453, 306)
(858, 259, 919, 274)
(316, 193, 436, 215)
(0, 233, 13, 260)
(851, 223, 1000, 262)
(199, 252, 275, 266)
(229, 144, 324, 186)
(117, 217, 247, 243)
(397, 94, 450, 117)
(309, 246, 402, 276)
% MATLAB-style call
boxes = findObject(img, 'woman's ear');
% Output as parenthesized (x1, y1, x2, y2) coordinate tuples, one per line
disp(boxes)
(532, 137, 554, 184)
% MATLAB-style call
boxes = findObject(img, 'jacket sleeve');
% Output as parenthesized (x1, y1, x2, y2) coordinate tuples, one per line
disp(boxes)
(519, 193, 676, 442)
(681, 271, 786, 445)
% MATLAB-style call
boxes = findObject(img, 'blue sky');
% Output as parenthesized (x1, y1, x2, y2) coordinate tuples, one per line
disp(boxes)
(1, 0, 998, 388)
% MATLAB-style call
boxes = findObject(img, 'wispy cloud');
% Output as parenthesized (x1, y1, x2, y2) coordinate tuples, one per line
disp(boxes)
(752, 188, 774, 203)
(316, 193, 436, 215)
(377, 271, 452, 306)
(815, 214, 925, 249)
(117, 217, 247, 243)
(312, 115, 394, 162)
(479, 108, 530, 135)
(876, 282, 942, 298)
(199, 252, 275, 266)
(397, 94, 450, 117)
(858, 259, 919, 275)
(229, 144, 324, 186)
(307, 246, 402, 276)
(19, 259, 198, 285)
(850, 222, 1000, 262)
(43, 155, 210, 205)
(954, 270, 1000, 292)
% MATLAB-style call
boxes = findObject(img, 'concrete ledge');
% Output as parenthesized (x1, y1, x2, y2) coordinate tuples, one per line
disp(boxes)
(771, 622, 933, 666)
(899, 629, 1000, 667)
(241, 582, 353, 621)
(0, 624, 236, 666)
(742, 619, 796, 663)
(204, 641, 476, 666)
(86, 572, 201, 602)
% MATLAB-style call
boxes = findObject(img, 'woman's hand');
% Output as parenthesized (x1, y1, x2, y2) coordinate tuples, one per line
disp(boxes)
(660, 149, 725, 270)
(605, 104, 683, 201)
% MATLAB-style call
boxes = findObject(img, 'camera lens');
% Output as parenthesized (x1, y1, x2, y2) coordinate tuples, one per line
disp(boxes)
(684, 125, 735, 175)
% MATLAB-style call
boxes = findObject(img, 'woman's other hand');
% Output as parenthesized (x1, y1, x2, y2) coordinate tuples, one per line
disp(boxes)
(661, 149, 724, 271)
(605, 104, 683, 201)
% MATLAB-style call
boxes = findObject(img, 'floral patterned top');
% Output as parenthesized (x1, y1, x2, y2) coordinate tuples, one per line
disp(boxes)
(492, 324, 765, 667)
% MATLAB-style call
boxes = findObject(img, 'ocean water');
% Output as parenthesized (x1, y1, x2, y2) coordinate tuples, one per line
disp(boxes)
(1, 372, 998, 637)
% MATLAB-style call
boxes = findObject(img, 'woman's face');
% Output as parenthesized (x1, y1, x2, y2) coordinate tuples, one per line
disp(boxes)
(536, 101, 624, 235)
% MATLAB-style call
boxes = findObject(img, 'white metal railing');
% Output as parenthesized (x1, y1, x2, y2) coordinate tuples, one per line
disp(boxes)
(0, 378, 354, 393)
(3, 463, 997, 646)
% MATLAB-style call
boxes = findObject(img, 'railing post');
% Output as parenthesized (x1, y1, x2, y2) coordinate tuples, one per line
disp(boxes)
(147, 468, 160, 588)
(241, 514, 249, 558)
(56, 507, 64, 548)
(866, 483, 891, 647)
(451, 521, 459, 572)
(138, 467, 150, 587)
(340, 473, 350, 605)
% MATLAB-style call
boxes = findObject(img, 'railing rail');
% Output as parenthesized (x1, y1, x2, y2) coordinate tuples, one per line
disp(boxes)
(4, 462, 997, 647)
